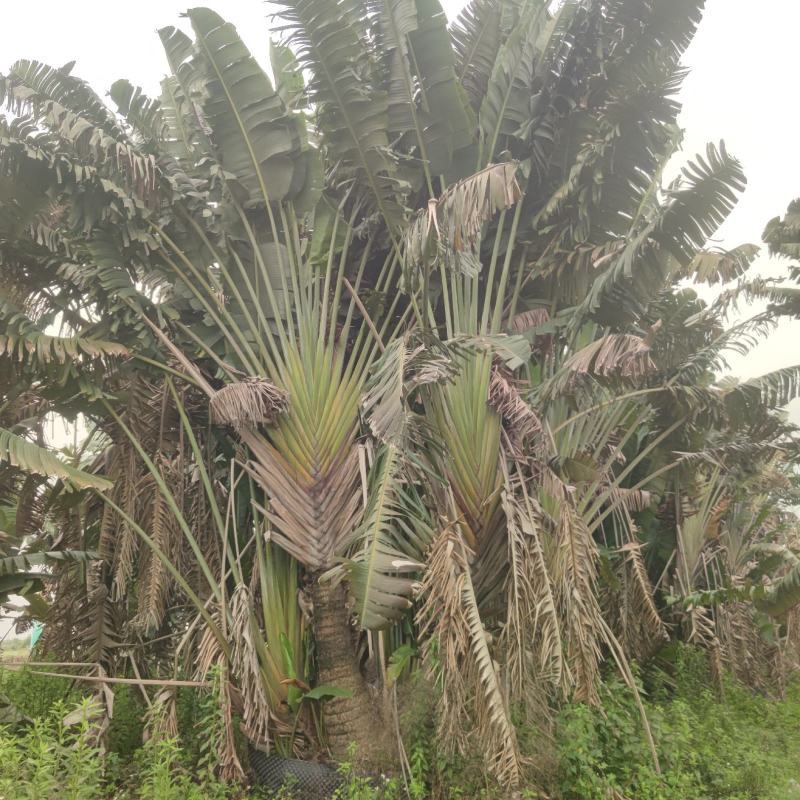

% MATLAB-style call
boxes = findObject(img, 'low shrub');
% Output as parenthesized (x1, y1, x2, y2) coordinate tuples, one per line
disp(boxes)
(0, 664, 78, 719)
(0, 675, 254, 800)
(551, 645, 800, 800)
(0, 698, 105, 800)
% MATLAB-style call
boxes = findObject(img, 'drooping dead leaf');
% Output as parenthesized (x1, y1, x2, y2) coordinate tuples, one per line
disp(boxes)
(417, 523, 522, 789)
(564, 334, 656, 379)
(405, 162, 522, 268)
(488, 367, 541, 457)
(510, 307, 550, 333)
(210, 378, 288, 428)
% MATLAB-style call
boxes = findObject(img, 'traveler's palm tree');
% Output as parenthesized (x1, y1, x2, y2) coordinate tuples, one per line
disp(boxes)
(3, 0, 800, 787)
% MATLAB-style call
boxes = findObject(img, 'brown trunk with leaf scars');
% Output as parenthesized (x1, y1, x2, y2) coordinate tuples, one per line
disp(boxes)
(310, 577, 393, 766)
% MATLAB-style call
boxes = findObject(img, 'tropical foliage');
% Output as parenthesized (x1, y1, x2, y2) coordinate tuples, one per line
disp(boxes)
(1, 0, 800, 794)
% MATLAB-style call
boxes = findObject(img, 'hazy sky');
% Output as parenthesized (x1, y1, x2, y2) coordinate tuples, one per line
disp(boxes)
(0, 0, 798, 386)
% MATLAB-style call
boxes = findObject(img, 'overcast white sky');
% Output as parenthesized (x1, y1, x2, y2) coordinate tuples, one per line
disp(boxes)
(0, 0, 798, 385)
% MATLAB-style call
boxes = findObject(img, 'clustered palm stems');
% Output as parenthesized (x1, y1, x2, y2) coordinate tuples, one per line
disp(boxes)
(2, 0, 800, 790)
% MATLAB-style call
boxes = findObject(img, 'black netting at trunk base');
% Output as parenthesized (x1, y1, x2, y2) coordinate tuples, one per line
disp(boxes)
(248, 745, 343, 798)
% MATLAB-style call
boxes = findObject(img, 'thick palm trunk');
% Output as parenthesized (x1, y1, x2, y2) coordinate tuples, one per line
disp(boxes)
(310, 577, 392, 766)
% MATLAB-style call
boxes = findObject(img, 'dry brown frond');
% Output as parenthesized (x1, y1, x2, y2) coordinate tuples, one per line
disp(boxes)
(564, 334, 656, 379)
(189, 488, 222, 593)
(361, 338, 416, 447)
(603, 508, 668, 659)
(709, 636, 726, 692)
(148, 688, 179, 740)
(405, 162, 522, 267)
(418, 523, 522, 789)
(542, 468, 603, 703)
(210, 378, 288, 429)
(489, 367, 542, 457)
(219, 659, 246, 782)
(74, 580, 123, 667)
(111, 447, 141, 598)
(623, 541, 666, 639)
(361, 336, 460, 448)
(685, 604, 717, 648)
(129, 465, 183, 635)
(230, 585, 272, 747)
(195, 606, 226, 681)
(511, 308, 550, 333)
(14, 475, 43, 538)
(111, 516, 139, 598)
(98, 500, 118, 561)
(500, 461, 564, 695)
(714, 599, 787, 692)
(608, 487, 652, 512)
(37, 511, 84, 658)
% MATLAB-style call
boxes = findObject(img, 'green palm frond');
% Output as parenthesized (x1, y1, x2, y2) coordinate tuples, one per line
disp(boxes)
(581, 143, 746, 320)
(0, 59, 123, 136)
(686, 244, 760, 285)
(361, 334, 457, 447)
(269, 40, 306, 111)
(478, 0, 548, 163)
(659, 142, 746, 263)
(156, 25, 210, 163)
(406, 0, 475, 175)
(645, 0, 705, 60)
(242, 342, 365, 571)
(0, 428, 111, 491)
(756, 559, 800, 618)
(676, 469, 726, 588)
(668, 313, 775, 387)
(0, 59, 155, 185)
(723, 364, 800, 413)
(109, 80, 166, 146)
(763, 198, 800, 260)
(0, 313, 128, 366)
(680, 556, 800, 621)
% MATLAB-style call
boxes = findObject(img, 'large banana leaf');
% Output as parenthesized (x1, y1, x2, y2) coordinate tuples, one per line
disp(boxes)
(275, 0, 406, 230)
(407, 0, 476, 176)
(187, 8, 309, 205)
(450, 0, 522, 112)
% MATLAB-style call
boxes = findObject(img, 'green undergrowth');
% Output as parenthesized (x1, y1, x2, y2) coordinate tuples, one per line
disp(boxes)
(550, 645, 800, 800)
(0, 647, 799, 799)
(0, 661, 79, 719)
(395, 644, 800, 799)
